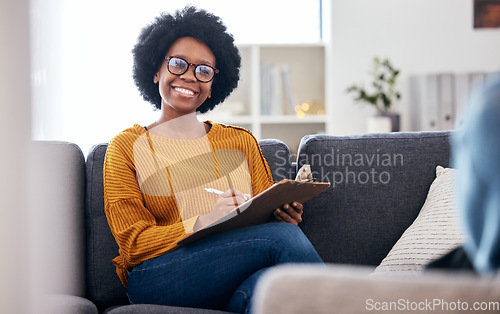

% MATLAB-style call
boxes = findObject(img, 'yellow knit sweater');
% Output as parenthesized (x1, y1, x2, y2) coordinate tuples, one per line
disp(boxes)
(103, 122, 274, 286)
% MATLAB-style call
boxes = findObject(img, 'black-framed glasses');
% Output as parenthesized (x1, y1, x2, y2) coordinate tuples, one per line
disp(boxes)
(165, 56, 219, 83)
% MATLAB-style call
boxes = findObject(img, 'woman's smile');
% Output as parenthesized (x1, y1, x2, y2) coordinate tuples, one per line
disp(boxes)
(172, 85, 198, 98)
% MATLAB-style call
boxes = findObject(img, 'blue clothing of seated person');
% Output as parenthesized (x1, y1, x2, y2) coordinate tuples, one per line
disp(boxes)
(428, 78, 500, 274)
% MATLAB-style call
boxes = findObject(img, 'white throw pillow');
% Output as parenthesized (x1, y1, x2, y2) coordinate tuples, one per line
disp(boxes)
(374, 166, 464, 276)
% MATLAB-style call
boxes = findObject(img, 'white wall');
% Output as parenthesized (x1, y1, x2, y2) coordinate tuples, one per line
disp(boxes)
(326, 0, 500, 134)
(30, 1, 322, 156)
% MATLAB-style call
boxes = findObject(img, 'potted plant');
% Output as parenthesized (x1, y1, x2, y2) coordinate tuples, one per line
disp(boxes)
(346, 57, 401, 132)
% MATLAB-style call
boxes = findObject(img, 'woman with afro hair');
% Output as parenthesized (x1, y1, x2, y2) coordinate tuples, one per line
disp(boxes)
(103, 6, 323, 313)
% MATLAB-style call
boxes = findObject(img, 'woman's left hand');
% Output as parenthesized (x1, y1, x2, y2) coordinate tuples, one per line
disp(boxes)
(273, 202, 303, 225)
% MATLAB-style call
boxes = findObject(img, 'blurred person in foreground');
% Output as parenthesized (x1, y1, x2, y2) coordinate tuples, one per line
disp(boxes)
(428, 78, 500, 274)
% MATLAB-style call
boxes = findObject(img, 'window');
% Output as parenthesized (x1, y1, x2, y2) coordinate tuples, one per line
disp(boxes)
(30, 0, 322, 155)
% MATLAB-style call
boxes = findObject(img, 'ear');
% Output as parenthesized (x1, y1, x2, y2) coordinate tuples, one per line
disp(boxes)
(208, 89, 212, 98)
(153, 72, 160, 84)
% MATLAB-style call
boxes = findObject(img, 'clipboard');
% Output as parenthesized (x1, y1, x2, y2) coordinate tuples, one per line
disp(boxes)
(177, 179, 331, 246)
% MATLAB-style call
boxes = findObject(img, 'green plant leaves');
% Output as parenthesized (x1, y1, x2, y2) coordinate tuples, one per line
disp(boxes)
(346, 57, 401, 113)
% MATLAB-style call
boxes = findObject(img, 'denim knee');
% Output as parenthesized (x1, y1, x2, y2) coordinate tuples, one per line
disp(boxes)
(259, 223, 323, 263)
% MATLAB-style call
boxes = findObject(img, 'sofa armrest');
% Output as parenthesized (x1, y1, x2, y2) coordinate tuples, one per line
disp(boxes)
(253, 265, 500, 313)
(31, 141, 86, 297)
(41, 294, 98, 314)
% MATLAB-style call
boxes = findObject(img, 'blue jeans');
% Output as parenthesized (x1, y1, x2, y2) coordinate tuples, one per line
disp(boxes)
(127, 222, 324, 313)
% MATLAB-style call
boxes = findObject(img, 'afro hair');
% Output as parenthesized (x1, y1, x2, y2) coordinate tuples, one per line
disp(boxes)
(132, 6, 241, 113)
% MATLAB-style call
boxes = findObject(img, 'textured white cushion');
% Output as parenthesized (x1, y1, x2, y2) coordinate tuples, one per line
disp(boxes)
(374, 166, 464, 275)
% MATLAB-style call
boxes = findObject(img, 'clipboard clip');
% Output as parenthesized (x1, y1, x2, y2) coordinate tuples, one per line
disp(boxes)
(295, 164, 315, 182)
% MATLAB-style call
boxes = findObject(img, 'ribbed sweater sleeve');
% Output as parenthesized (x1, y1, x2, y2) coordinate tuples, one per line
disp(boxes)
(235, 127, 274, 195)
(104, 130, 197, 286)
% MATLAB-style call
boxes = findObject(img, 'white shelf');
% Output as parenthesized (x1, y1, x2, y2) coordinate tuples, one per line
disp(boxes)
(201, 115, 253, 125)
(209, 43, 330, 153)
(200, 114, 327, 125)
(260, 115, 327, 124)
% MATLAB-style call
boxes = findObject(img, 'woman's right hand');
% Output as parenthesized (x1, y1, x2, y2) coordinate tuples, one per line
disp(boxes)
(194, 189, 250, 231)
(213, 188, 250, 215)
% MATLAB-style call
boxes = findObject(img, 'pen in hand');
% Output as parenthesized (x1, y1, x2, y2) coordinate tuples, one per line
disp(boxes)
(204, 188, 224, 195)
(205, 187, 239, 214)
(205, 188, 251, 216)
(205, 188, 251, 203)
(205, 188, 250, 200)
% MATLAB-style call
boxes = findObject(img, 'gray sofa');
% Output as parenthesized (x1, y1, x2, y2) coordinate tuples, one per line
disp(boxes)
(38, 131, 500, 313)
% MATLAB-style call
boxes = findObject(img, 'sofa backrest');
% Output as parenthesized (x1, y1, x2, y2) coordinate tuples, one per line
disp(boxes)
(85, 143, 126, 310)
(297, 131, 452, 266)
(84, 139, 293, 310)
(259, 139, 295, 182)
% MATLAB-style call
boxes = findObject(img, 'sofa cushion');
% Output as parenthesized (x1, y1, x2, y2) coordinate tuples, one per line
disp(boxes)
(104, 304, 232, 314)
(42, 294, 98, 314)
(296, 131, 452, 266)
(374, 166, 464, 275)
(84, 139, 292, 310)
